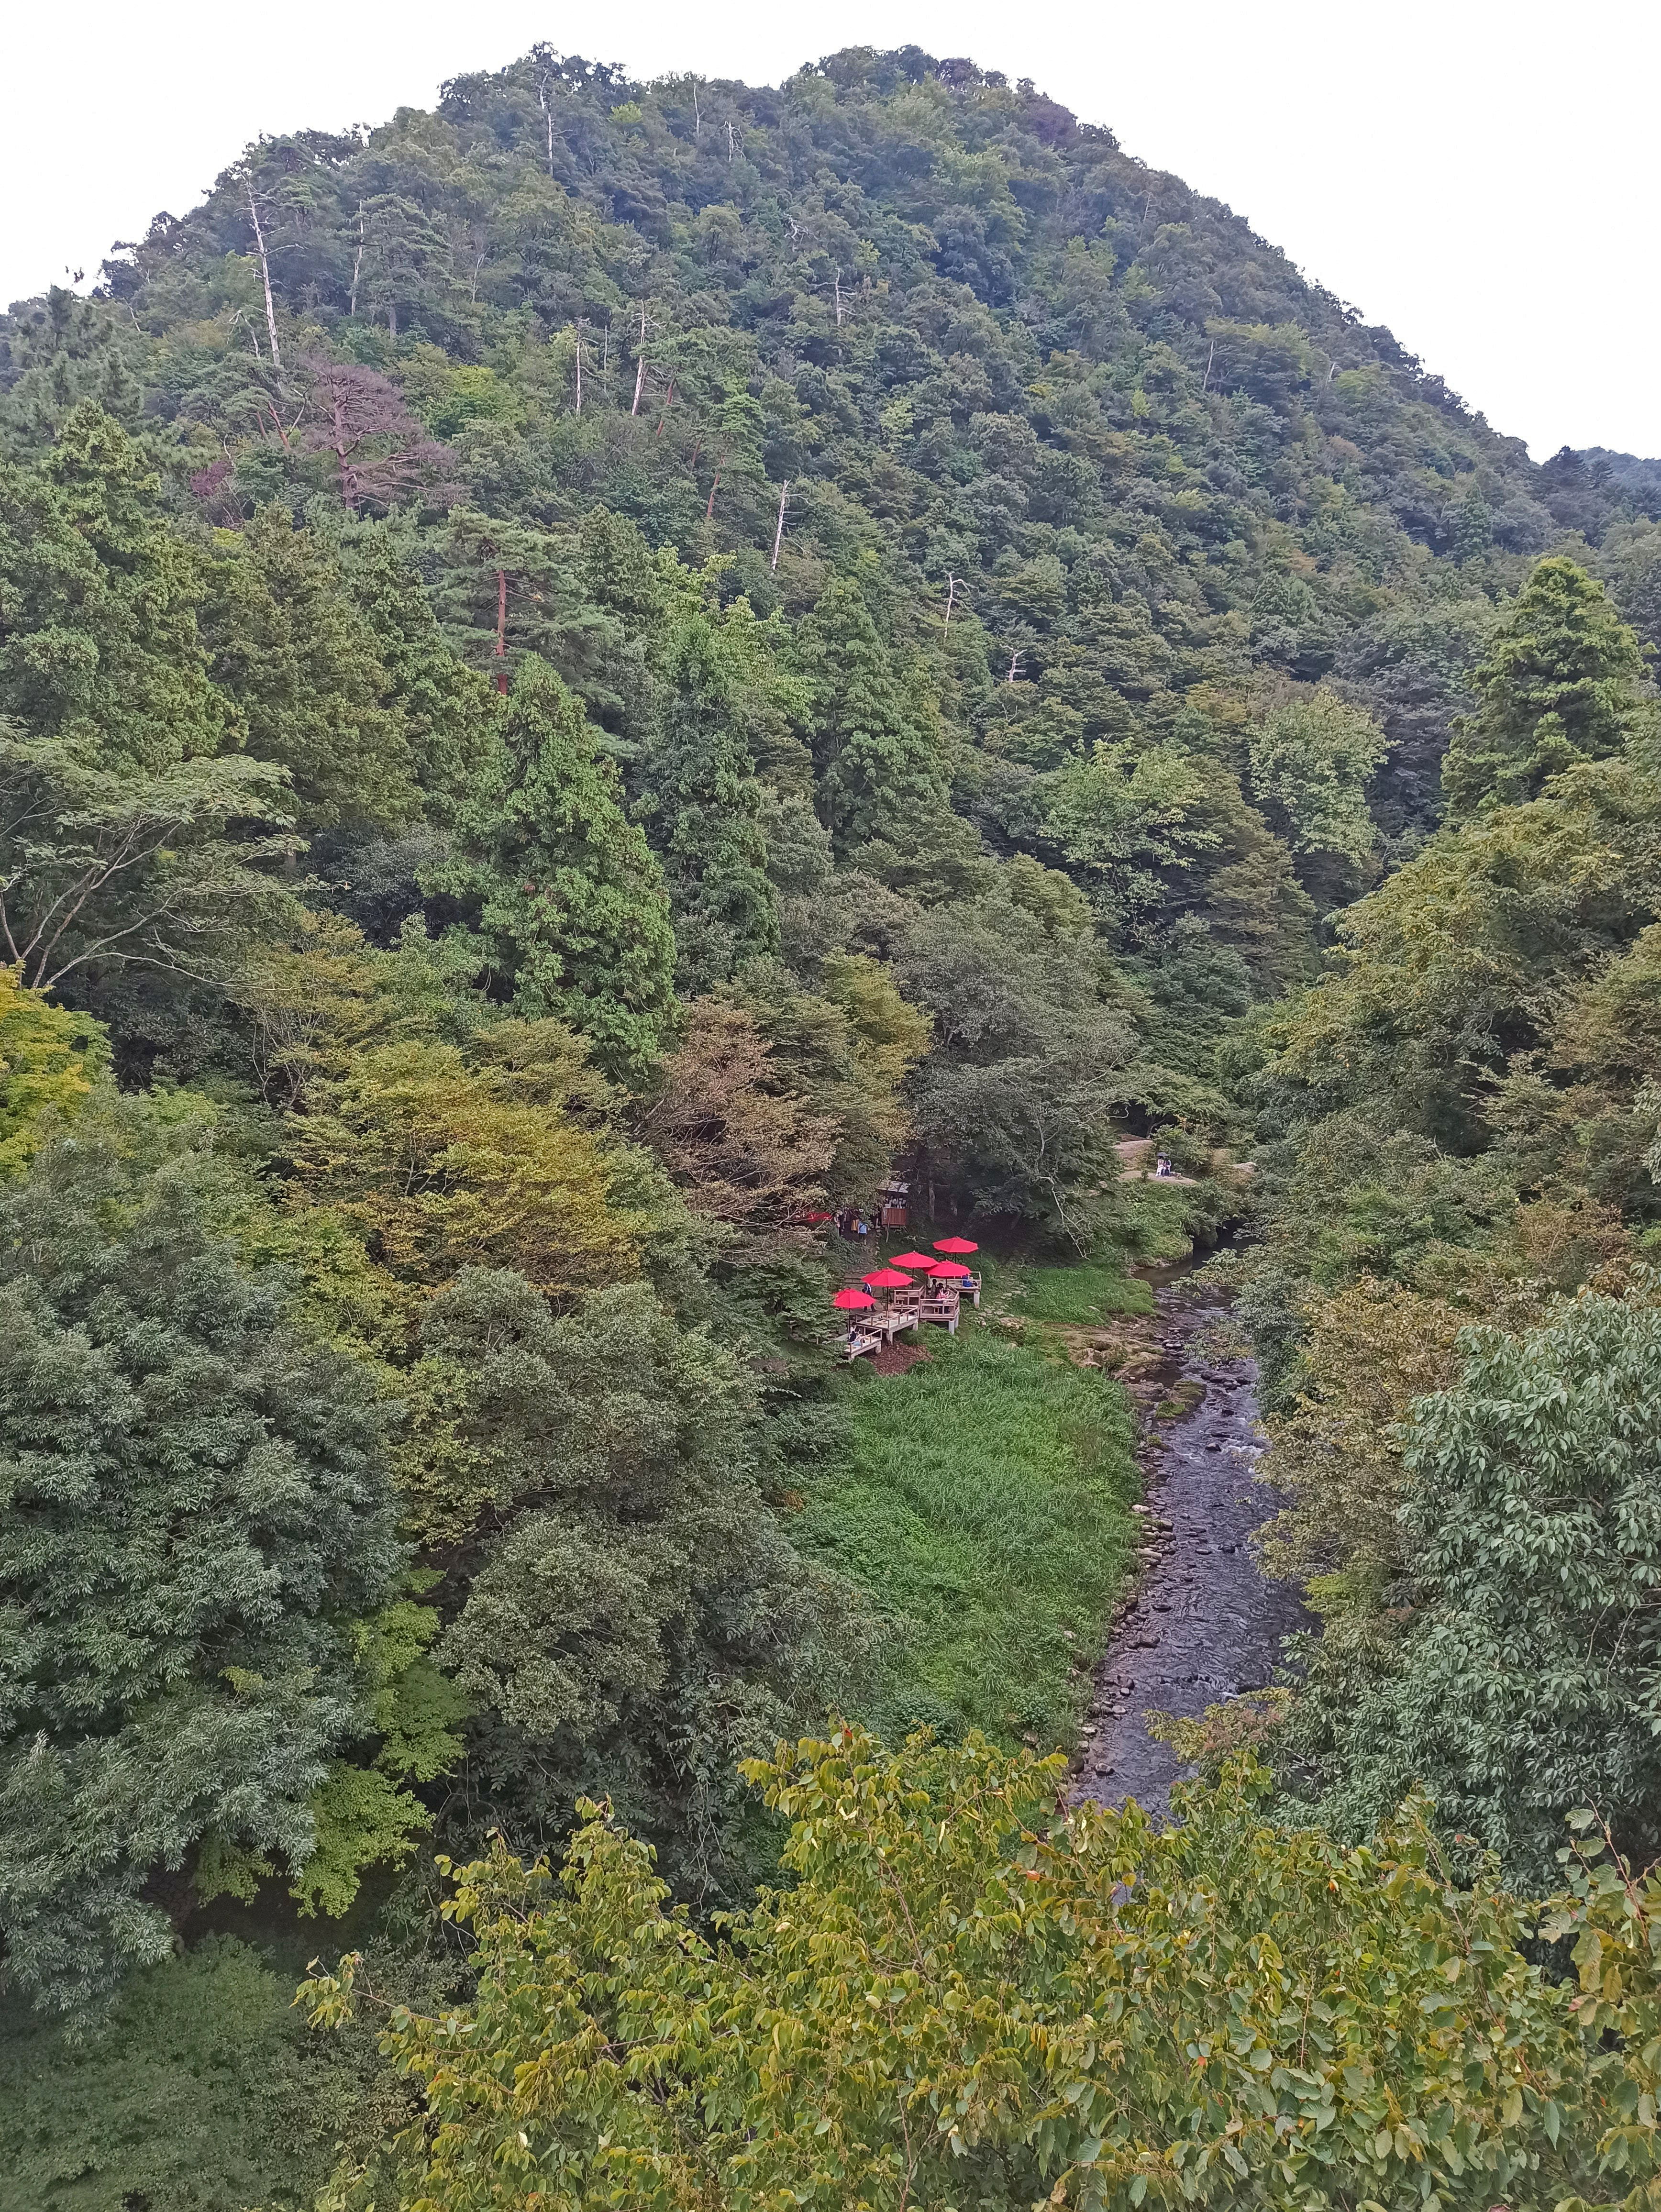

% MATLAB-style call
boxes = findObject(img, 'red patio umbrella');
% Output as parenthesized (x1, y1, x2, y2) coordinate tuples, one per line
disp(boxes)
(928, 1259, 973, 1279)
(832, 1287, 875, 1310)
(862, 1267, 915, 1289)
(933, 1237, 979, 1255)
(887, 1250, 937, 1270)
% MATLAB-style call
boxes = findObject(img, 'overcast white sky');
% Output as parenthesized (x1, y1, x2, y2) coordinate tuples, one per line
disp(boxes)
(3, 0, 1654, 460)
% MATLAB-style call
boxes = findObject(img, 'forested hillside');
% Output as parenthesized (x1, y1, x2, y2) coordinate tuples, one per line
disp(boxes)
(3, 41, 1661, 2212)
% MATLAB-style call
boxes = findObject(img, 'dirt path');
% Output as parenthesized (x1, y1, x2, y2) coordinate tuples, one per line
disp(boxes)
(1072, 1275, 1311, 1818)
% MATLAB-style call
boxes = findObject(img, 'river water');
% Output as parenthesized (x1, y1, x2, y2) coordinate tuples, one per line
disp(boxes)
(1071, 1267, 1312, 1817)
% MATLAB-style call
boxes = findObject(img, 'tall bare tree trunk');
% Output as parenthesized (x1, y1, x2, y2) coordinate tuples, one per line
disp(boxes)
(246, 182, 282, 370)
(495, 568, 509, 693)
(349, 203, 365, 318)
(536, 63, 556, 174)
(771, 481, 789, 570)
(631, 301, 647, 414)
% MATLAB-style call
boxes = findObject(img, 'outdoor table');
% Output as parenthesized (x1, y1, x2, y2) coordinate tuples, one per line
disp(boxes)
(867, 1306, 917, 1338)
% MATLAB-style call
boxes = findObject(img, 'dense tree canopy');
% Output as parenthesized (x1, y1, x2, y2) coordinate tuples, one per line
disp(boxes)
(0, 1098, 406, 2022)
(302, 1726, 1661, 2211)
(3, 36, 1661, 2209)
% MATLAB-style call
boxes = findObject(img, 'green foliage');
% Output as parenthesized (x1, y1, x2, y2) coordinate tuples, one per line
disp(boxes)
(403, 1267, 858, 1903)
(200, 506, 419, 831)
(643, 606, 781, 991)
(0, 965, 106, 1176)
(797, 1328, 1137, 1745)
(896, 889, 1142, 1241)
(1036, 739, 1220, 930)
(0, 409, 300, 1013)
(299, 1728, 1656, 2212)
(442, 656, 677, 1084)
(1289, 1287, 1661, 1888)
(0, 403, 235, 772)
(0, 1936, 386, 2211)
(1443, 556, 1650, 816)
(0, 1096, 404, 2022)
(1246, 686, 1387, 902)
(1255, 761, 1658, 1149)
(287, 1017, 643, 1301)
(725, 951, 930, 1204)
(336, 520, 500, 811)
(794, 573, 948, 855)
(12, 37, 1661, 2200)
(0, 723, 296, 997)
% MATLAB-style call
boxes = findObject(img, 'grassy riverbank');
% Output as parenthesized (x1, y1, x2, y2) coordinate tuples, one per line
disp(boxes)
(1008, 1258, 1156, 1325)
(797, 1307, 1141, 1751)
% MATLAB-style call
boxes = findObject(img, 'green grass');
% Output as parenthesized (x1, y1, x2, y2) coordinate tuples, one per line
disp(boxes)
(797, 1325, 1139, 1750)
(1009, 1259, 1155, 1325)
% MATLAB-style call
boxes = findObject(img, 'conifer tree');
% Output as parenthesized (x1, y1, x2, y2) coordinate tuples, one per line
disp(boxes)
(0, 403, 237, 773)
(201, 507, 417, 832)
(1442, 556, 1649, 816)
(336, 522, 501, 814)
(445, 658, 676, 1084)
(793, 574, 948, 854)
(645, 610, 780, 992)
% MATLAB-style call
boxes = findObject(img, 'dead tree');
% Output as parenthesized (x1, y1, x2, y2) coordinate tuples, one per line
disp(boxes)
(533, 51, 558, 174)
(631, 302, 648, 414)
(246, 181, 282, 371)
(771, 481, 790, 570)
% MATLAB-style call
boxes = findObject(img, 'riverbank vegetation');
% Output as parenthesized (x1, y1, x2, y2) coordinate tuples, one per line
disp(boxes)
(3, 34, 1661, 2208)
(1233, 555, 1661, 1890)
(798, 1320, 1139, 1748)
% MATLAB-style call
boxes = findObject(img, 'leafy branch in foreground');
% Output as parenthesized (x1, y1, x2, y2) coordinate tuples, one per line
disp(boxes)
(300, 1725, 1660, 2212)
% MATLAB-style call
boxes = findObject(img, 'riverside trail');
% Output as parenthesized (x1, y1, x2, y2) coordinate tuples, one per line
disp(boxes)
(1073, 1267, 1312, 1817)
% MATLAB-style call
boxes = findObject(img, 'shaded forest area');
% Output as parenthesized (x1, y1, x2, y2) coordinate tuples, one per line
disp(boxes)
(3, 40, 1661, 2211)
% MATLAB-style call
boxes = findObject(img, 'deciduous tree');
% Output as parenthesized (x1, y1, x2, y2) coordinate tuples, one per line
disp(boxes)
(0, 1098, 405, 2022)
(301, 1726, 1651, 2211)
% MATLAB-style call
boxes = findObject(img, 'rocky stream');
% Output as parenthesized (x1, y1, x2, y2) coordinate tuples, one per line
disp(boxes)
(1072, 1262, 1312, 1817)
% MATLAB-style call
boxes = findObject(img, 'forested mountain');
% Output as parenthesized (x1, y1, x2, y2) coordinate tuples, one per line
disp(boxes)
(1574, 445, 1661, 501)
(2, 42, 1661, 2212)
